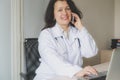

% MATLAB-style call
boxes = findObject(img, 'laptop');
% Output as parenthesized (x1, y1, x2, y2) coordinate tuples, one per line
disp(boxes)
(106, 48, 120, 80)
(78, 48, 120, 80)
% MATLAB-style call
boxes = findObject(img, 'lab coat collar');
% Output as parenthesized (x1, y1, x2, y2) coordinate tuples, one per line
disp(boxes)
(51, 23, 64, 38)
(51, 23, 78, 39)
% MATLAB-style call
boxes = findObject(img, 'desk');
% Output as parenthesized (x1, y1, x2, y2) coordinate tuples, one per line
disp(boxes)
(77, 62, 109, 80)
(93, 62, 109, 72)
(49, 62, 110, 80)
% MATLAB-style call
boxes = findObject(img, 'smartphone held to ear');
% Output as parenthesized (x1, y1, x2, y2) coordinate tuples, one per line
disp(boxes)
(71, 16, 75, 23)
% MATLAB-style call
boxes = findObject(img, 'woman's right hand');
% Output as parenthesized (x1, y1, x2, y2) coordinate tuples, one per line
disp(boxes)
(71, 13, 83, 31)
(74, 66, 98, 78)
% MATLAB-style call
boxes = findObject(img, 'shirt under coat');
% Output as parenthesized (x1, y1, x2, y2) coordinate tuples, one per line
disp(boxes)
(34, 23, 98, 80)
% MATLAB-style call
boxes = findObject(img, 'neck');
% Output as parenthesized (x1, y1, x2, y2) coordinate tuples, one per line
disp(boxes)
(60, 24, 69, 32)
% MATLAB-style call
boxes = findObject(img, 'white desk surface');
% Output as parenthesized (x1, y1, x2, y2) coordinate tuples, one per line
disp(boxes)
(93, 62, 109, 72)
(49, 62, 110, 80)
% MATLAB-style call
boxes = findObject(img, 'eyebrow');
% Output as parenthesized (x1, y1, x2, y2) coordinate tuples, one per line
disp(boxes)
(56, 6, 70, 9)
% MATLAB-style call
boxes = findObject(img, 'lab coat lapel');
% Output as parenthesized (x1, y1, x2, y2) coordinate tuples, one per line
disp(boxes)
(51, 23, 64, 38)
(51, 23, 79, 48)
(69, 26, 79, 44)
(51, 23, 68, 56)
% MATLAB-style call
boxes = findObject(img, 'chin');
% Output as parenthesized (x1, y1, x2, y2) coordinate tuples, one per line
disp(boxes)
(62, 21, 70, 25)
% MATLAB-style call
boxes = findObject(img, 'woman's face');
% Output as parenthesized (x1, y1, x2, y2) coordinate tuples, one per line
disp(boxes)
(54, 0, 72, 27)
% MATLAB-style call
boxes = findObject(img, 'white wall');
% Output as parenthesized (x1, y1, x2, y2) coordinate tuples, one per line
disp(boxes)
(0, 0, 11, 80)
(74, 0, 114, 50)
(114, 0, 120, 38)
(24, 0, 49, 38)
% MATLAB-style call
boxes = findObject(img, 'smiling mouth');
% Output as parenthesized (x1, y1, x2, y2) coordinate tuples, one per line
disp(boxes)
(61, 17, 69, 20)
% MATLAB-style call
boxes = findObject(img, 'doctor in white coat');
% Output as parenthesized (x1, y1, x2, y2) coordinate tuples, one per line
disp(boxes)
(34, 0, 98, 80)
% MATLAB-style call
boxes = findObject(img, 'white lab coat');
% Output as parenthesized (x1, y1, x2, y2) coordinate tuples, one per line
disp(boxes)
(34, 23, 98, 80)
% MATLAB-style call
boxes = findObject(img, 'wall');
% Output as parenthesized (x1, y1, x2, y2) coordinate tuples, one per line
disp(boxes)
(0, 0, 11, 80)
(23, 0, 49, 38)
(74, 0, 114, 50)
(114, 0, 120, 38)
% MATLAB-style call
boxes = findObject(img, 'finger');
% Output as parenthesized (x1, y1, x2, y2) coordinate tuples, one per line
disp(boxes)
(85, 66, 98, 75)
(85, 71, 92, 75)
(71, 12, 78, 17)
(87, 67, 98, 75)
(71, 13, 79, 20)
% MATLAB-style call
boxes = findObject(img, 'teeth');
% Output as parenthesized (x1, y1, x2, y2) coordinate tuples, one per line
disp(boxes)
(63, 18, 67, 19)
(62, 17, 67, 20)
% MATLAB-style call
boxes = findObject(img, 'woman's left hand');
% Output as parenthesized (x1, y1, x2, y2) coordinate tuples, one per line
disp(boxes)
(74, 66, 98, 78)
(71, 13, 83, 30)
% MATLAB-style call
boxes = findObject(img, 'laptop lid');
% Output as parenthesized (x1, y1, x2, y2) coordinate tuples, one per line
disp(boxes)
(106, 48, 120, 80)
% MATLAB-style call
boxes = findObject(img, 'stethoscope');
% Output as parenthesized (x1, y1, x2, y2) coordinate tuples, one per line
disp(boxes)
(54, 36, 81, 48)
(75, 38, 81, 48)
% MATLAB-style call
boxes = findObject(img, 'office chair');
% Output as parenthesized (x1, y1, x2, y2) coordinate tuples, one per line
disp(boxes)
(21, 38, 40, 80)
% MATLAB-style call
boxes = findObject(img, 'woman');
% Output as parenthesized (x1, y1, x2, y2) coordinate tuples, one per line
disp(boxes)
(34, 0, 98, 80)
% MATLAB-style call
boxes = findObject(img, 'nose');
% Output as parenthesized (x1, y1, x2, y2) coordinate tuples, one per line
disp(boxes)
(62, 9, 67, 15)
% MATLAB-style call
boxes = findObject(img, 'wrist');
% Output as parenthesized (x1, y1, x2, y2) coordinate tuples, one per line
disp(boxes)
(74, 71, 84, 78)
(77, 25, 83, 31)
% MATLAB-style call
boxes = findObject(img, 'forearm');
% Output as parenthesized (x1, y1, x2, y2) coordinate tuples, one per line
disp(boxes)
(77, 27, 98, 58)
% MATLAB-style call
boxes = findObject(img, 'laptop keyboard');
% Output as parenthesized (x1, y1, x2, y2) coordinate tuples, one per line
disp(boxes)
(78, 71, 107, 80)
(89, 75, 106, 80)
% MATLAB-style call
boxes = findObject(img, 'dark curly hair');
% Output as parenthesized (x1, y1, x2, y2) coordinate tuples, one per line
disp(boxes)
(42, 0, 83, 30)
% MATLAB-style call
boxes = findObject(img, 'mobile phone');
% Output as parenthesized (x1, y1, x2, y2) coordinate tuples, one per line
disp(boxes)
(71, 16, 75, 23)
(71, 16, 76, 23)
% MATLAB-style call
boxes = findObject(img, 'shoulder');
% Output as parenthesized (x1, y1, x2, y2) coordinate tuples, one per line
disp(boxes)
(40, 28, 51, 36)
(38, 28, 54, 42)
(38, 28, 57, 49)
(39, 28, 53, 38)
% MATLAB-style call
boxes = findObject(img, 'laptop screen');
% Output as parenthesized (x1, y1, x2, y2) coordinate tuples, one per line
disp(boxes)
(106, 48, 120, 80)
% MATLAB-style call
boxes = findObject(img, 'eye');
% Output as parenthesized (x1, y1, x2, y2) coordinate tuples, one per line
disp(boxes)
(66, 7, 71, 11)
(58, 9, 63, 12)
